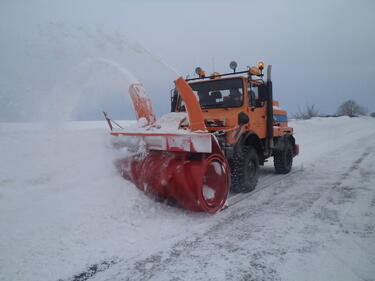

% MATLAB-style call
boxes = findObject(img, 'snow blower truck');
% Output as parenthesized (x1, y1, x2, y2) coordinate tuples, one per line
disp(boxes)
(105, 62, 299, 214)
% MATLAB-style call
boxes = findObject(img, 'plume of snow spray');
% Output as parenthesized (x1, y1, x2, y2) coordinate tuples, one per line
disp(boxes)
(93, 27, 180, 78)
(40, 28, 181, 128)
(128, 41, 180, 77)
(43, 58, 140, 128)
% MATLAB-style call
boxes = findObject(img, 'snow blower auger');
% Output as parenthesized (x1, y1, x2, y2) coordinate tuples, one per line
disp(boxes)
(106, 62, 299, 214)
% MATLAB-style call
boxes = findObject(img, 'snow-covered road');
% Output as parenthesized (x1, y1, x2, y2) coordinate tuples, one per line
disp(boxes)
(1, 117, 375, 281)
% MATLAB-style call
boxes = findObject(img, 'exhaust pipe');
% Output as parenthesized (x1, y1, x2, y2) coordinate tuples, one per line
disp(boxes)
(266, 65, 274, 152)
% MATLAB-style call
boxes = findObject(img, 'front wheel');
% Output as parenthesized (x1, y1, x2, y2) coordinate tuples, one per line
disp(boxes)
(274, 140, 293, 174)
(229, 146, 259, 193)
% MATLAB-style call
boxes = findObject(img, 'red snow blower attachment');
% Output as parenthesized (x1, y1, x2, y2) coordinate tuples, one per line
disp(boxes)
(108, 77, 230, 214)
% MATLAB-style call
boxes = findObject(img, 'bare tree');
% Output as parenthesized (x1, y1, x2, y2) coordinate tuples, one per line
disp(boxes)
(336, 100, 367, 117)
(292, 104, 319, 119)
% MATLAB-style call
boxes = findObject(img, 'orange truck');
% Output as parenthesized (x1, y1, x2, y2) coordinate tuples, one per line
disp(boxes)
(108, 61, 299, 214)
(170, 62, 299, 192)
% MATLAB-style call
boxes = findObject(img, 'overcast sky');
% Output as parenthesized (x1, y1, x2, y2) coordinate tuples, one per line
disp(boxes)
(0, 0, 374, 122)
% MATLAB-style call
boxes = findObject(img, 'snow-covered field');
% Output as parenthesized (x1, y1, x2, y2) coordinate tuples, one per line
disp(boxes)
(1, 117, 375, 281)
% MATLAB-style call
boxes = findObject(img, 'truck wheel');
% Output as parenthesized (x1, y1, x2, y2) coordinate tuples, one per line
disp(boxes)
(229, 146, 259, 193)
(274, 140, 293, 174)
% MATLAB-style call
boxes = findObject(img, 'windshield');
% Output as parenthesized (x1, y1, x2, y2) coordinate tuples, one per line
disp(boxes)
(178, 78, 244, 110)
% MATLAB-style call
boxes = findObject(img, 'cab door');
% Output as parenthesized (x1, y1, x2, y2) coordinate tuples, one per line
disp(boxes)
(246, 81, 267, 139)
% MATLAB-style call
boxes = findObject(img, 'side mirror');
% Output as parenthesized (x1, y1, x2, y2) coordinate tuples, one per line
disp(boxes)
(238, 112, 249, 125)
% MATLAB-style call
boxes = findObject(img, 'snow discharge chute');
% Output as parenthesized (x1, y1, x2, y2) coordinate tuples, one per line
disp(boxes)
(109, 77, 230, 214)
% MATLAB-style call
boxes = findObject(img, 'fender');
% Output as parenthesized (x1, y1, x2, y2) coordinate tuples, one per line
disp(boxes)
(235, 131, 264, 159)
(274, 133, 297, 155)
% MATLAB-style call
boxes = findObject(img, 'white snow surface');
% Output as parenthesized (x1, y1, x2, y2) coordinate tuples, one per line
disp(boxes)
(1, 117, 375, 281)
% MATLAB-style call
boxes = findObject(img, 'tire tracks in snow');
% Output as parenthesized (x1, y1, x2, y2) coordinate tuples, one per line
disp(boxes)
(59, 169, 304, 281)
(76, 171, 306, 281)
(279, 139, 375, 281)
(60, 258, 121, 281)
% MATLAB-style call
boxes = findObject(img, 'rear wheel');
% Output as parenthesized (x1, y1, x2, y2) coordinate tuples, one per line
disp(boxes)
(274, 140, 293, 174)
(229, 146, 259, 193)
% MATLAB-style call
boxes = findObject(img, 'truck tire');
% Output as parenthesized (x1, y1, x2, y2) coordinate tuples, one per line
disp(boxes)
(274, 139, 293, 174)
(229, 146, 259, 193)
